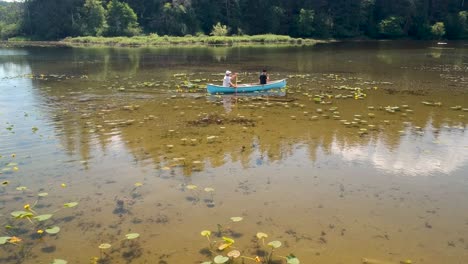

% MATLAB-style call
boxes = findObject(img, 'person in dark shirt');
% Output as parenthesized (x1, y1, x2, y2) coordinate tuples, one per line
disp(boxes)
(259, 69, 269, 84)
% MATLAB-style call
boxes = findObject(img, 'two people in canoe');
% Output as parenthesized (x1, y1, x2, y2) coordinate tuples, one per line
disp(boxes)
(222, 69, 269, 88)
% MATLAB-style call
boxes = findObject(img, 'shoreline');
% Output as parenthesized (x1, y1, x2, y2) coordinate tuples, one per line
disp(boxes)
(0, 35, 332, 48)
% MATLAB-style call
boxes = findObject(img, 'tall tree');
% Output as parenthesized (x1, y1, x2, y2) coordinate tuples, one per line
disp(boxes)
(22, 0, 83, 40)
(105, 0, 139, 36)
(79, 0, 107, 36)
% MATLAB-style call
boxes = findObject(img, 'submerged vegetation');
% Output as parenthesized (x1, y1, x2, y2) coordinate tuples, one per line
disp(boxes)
(0, 43, 467, 263)
(200, 218, 301, 264)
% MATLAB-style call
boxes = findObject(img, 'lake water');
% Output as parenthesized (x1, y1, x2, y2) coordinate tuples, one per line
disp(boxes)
(0, 41, 467, 264)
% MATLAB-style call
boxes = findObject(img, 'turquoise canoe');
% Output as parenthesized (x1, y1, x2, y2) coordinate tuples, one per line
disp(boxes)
(206, 79, 286, 94)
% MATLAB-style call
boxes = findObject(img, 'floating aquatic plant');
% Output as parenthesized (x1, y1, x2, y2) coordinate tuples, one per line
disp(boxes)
(218, 237, 235, 251)
(267, 240, 282, 249)
(256, 232, 268, 245)
(11, 211, 34, 219)
(63, 202, 78, 208)
(45, 226, 60, 235)
(201, 230, 212, 247)
(33, 214, 53, 221)
(230, 217, 243, 222)
(0, 236, 12, 245)
(98, 243, 112, 249)
(214, 255, 229, 263)
(125, 233, 140, 240)
(51, 259, 67, 264)
(186, 184, 198, 190)
(227, 250, 241, 259)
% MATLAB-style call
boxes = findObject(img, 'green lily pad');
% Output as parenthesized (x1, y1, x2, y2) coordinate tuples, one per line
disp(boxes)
(45, 226, 60, 234)
(230, 217, 243, 222)
(222, 237, 234, 244)
(98, 243, 111, 249)
(38, 192, 49, 197)
(204, 187, 215, 192)
(51, 259, 67, 264)
(214, 255, 229, 264)
(125, 233, 140, 240)
(256, 232, 268, 239)
(287, 257, 300, 264)
(34, 214, 53, 221)
(201, 230, 211, 237)
(63, 202, 78, 208)
(11, 211, 33, 219)
(0, 236, 11, 244)
(201, 262, 213, 264)
(16, 186, 27, 191)
(186, 184, 197, 190)
(267, 240, 282, 249)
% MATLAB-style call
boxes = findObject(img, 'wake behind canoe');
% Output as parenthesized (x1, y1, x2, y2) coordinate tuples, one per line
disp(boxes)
(206, 79, 286, 94)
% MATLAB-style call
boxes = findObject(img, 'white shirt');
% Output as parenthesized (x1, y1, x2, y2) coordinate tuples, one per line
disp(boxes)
(223, 75, 231, 87)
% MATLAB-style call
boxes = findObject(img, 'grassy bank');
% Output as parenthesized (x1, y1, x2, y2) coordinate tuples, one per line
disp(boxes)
(62, 34, 324, 47)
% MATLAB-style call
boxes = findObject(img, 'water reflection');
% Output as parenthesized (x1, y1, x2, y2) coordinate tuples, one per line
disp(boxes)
(332, 124, 467, 176)
(0, 42, 467, 264)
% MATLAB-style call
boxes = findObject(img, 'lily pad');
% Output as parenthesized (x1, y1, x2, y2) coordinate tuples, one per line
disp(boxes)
(16, 186, 27, 191)
(204, 187, 215, 192)
(51, 259, 67, 264)
(186, 184, 198, 190)
(38, 192, 49, 197)
(125, 233, 140, 240)
(201, 230, 211, 237)
(45, 226, 61, 234)
(98, 243, 112, 249)
(222, 237, 234, 244)
(63, 202, 78, 208)
(267, 240, 282, 249)
(0, 236, 11, 245)
(218, 243, 231, 251)
(227, 250, 241, 258)
(230, 217, 243, 222)
(34, 214, 53, 221)
(11, 211, 33, 219)
(201, 262, 213, 264)
(287, 257, 300, 264)
(256, 232, 268, 239)
(214, 255, 229, 264)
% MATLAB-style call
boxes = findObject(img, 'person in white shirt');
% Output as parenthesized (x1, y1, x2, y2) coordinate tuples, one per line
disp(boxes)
(222, 70, 237, 87)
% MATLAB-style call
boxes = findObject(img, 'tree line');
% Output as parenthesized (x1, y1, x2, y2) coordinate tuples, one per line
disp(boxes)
(1, 0, 467, 40)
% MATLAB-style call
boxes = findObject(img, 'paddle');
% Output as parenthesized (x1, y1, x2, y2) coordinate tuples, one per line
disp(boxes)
(235, 72, 237, 97)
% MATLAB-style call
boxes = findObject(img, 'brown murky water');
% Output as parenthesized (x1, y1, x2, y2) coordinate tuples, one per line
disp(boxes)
(0, 41, 467, 264)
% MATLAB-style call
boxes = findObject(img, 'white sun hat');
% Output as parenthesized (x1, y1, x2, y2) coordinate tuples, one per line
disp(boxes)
(225, 70, 231, 75)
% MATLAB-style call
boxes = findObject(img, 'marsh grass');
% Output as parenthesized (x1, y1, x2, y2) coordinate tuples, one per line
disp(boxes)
(63, 34, 321, 47)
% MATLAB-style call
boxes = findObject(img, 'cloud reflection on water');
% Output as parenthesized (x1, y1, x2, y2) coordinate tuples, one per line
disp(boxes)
(331, 124, 467, 176)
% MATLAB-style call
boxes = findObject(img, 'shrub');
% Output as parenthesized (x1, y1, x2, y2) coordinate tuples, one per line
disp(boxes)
(431, 22, 445, 39)
(210, 22, 228, 36)
(379, 16, 405, 38)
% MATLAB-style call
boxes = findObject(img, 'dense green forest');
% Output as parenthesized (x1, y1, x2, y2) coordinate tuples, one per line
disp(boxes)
(0, 0, 467, 40)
